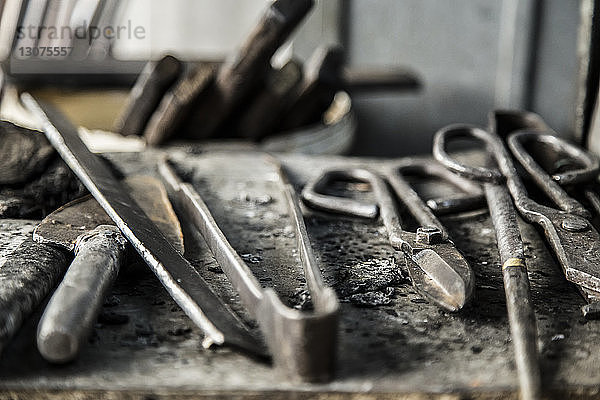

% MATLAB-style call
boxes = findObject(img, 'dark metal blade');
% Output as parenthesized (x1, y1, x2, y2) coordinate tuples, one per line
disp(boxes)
(34, 195, 113, 252)
(21, 93, 266, 357)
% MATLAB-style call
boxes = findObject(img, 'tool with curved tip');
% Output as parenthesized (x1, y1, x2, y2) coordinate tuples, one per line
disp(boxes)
(301, 162, 477, 312)
(34, 176, 184, 363)
(433, 124, 541, 400)
(159, 159, 339, 382)
(22, 93, 266, 358)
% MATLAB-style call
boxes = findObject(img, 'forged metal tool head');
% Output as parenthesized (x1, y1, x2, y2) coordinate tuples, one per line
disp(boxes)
(301, 167, 474, 312)
(34, 195, 113, 251)
(386, 159, 478, 311)
(34, 176, 184, 253)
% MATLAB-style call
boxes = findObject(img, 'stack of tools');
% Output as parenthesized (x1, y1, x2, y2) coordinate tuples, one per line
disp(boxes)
(113, 0, 419, 146)
(6, 86, 600, 396)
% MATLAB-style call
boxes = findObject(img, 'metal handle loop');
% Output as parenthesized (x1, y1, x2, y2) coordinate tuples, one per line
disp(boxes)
(432, 124, 505, 183)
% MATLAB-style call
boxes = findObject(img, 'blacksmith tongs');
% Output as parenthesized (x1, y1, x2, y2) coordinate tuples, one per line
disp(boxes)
(159, 158, 339, 383)
(301, 159, 481, 312)
(492, 110, 600, 302)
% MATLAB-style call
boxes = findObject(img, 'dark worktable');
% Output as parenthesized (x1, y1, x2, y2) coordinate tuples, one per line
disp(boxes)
(0, 149, 598, 399)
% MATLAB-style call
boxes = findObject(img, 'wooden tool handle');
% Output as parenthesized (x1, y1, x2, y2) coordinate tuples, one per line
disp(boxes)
(0, 239, 69, 355)
(115, 55, 184, 137)
(37, 225, 127, 363)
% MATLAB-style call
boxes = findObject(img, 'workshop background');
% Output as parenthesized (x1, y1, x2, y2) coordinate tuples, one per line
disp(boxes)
(1, 0, 595, 156)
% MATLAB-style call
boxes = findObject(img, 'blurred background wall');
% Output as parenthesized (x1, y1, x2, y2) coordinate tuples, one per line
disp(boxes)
(1, 0, 583, 156)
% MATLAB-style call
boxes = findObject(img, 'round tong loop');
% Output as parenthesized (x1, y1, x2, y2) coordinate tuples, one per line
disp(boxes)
(508, 131, 600, 186)
(507, 131, 597, 218)
(432, 124, 505, 184)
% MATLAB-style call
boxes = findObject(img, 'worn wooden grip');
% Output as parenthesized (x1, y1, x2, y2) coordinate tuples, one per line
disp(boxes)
(37, 225, 127, 363)
(0, 239, 68, 354)
(115, 55, 184, 136)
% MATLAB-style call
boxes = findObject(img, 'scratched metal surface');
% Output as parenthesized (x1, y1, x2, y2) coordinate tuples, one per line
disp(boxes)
(0, 149, 599, 399)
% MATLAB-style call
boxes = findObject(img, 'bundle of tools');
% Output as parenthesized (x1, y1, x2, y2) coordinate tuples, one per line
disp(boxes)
(0, 83, 599, 398)
(113, 0, 418, 146)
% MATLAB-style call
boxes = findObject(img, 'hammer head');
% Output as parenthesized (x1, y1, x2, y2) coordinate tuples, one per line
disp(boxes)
(33, 175, 184, 253)
(33, 195, 111, 252)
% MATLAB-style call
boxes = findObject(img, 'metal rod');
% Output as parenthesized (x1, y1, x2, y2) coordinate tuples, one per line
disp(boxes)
(485, 183, 541, 400)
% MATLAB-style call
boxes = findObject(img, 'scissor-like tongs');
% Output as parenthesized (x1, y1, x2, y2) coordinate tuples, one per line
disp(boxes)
(492, 110, 600, 302)
(433, 122, 543, 400)
(301, 159, 481, 312)
(159, 158, 339, 382)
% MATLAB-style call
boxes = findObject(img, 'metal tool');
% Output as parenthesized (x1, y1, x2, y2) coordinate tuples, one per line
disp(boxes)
(279, 46, 345, 131)
(508, 129, 600, 304)
(87, 0, 122, 61)
(37, 0, 78, 52)
(158, 158, 339, 382)
(236, 59, 304, 140)
(301, 159, 480, 312)
(490, 110, 600, 305)
(433, 124, 541, 400)
(67, 0, 101, 60)
(34, 175, 184, 363)
(12, 0, 49, 58)
(21, 93, 266, 357)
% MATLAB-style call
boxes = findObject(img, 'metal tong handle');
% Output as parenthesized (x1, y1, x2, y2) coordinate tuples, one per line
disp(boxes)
(432, 124, 508, 183)
(301, 168, 404, 246)
(508, 131, 598, 218)
(432, 124, 544, 217)
(160, 160, 339, 383)
(387, 158, 484, 223)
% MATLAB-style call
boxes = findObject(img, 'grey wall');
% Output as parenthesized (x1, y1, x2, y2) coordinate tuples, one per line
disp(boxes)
(528, 0, 580, 136)
(343, 0, 581, 156)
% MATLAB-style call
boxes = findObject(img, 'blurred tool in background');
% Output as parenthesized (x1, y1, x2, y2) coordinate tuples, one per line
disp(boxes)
(0, 0, 420, 154)
(1, 1, 599, 157)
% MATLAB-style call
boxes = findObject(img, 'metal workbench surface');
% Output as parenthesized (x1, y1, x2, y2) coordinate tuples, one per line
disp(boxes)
(0, 149, 598, 399)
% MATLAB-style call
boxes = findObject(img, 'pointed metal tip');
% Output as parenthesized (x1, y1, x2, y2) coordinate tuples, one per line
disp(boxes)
(409, 248, 473, 312)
